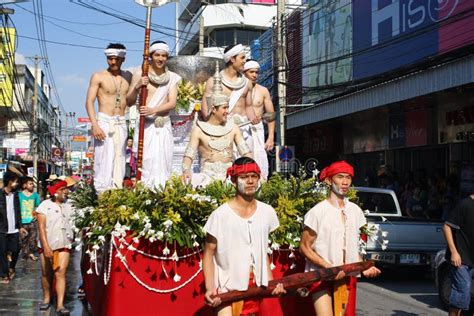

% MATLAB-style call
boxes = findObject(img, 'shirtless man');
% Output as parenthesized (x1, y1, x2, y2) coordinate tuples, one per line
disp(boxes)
(201, 44, 258, 149)
(243, 59, 275, 180)
(127, 41, 181, 188)
(86, 43, 132, 192)
(183, 64, 252, 187)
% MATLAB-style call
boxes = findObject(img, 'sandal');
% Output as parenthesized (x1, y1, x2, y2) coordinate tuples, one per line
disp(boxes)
(0, 277, 10, 284)
(56, 307, 70, 315)
(29, 254, 39, 261)
(39, 302, 50, 311)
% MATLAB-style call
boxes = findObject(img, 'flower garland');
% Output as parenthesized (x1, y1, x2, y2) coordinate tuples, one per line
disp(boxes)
(112, 237, 203, 294)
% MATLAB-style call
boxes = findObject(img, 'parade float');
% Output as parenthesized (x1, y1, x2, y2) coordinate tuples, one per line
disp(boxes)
(71, 172, 385, 315)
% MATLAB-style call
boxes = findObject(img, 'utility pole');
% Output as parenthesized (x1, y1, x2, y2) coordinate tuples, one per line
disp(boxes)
(26, 55, 46, 191)
(64, 112, 75, 175)
(199, 14, 204, 56)
(276, 0, 287, 172)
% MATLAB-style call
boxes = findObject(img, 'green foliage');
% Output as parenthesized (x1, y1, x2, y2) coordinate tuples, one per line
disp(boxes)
(71, 172, 361, 249)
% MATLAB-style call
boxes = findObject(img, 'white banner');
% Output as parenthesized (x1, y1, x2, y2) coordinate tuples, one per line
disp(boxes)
(2, 138, 30, 149)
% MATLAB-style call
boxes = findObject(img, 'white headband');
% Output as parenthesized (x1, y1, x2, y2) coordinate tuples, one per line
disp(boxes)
(223, 44, 244, 63)
(104, 48, 126, 58)
(244, 60, 260, 71)
(150, 42, 170, 55)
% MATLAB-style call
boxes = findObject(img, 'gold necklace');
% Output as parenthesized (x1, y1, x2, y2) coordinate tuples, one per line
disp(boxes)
(109, 71, 123, 109)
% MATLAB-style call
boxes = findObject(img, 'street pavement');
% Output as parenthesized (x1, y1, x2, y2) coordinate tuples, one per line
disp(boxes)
(356, 269, 446, 316)
(0, 256, 450, 316)
(0, 252, 88, 316)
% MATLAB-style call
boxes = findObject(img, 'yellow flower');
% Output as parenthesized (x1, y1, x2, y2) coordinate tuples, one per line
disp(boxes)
(194, 103, 201, 111)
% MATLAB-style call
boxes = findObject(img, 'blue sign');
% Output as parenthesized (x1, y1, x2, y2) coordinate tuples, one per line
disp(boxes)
(278, 146, 293, 162)
(353, 0, 443, 79)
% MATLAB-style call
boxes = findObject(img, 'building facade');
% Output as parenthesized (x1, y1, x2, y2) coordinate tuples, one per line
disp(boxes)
(175, 1, 301, 57)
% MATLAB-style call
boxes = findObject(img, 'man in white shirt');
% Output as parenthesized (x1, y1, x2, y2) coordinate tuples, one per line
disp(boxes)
(0, 172, 26, 283)
(202, 157, 285, 315)
(299, 161, 380, 316)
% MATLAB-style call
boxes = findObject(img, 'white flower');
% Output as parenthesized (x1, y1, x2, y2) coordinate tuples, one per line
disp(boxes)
(163, 220, 173, 229)
(271, 242, 280, 250)
(119, 243, 125, 249)
(193, 241, 200, 248)
(312, 169, 320, 178)
(163, 246, 170, 255)
(267, 248, 273, 255)
(74, 237, 81, 243)
(289, 252, 295, 258)
(381, 231, 389, 238)
(381, 216, 387, 222)
(360, 248, 367, 255)
(85, 232, 93, 237)
(75, 244, 82, 252)
(144, 222, 152, 230)
(171, 250, 179, 261)
(382, 239, 389, 245)
(381, 244, 388, 251)
(133, 213, 140, 220)
(128, 245, 136, 251)
(149, 236, 156, 243)
(270, 263, 276, 270)
(173, 274, 181, 283)
(290, 263, 296, 270)
(132, 237, 140, 244)
(296, 216, 303, 223)
(191, 234, 197, 240)
(145, 200, 151, 205)
(87, 268, 93, 274)
(92, 244, 100, 250)
(363, 209, 370, 215)
(119, 205, 127, 211)
(370, 234, 379, 241)
(156, 231, 164, 239)
(148, 229, 155, 235)
(98, 236, 106, 243)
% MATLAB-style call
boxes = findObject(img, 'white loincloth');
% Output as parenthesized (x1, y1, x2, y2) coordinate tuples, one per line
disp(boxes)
(230, 113, 253, 159)
(133, 71, 181, 189)
(250, 122, 269, 180)
(93, 112, 127, 192)
(191, 161, 232, 187)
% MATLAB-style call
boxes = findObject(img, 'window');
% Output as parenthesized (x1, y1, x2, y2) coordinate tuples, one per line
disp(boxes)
(357, 191, 398, 215)
(211, 28, 263, 47)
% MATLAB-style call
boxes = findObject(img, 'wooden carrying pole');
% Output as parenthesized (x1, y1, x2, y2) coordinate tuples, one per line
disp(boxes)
(213, 261, 373, 304)
(135, 6, 153, 181)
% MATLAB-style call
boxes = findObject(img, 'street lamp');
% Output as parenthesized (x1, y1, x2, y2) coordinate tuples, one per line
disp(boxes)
(134, 0, 176, 181)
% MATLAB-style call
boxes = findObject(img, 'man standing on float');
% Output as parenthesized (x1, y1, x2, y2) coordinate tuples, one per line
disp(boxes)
(86, 43, 132, 192)
(127, 41, 181, 188)
(243, 59, 275, 180)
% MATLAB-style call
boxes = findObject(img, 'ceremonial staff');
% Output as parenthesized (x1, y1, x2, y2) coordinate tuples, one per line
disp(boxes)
(134, 0, 175, 180)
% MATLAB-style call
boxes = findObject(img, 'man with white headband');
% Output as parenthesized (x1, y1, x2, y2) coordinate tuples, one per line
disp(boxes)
(201, 44, 258, 153)
(182, 63, 252, 187)
(243, 59, 275, 180)
(86, 43, 132, 193)
(127, 40, 181, 188)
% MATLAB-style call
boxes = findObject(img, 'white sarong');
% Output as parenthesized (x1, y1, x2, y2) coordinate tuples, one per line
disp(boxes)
(191, 161, 232, 187)
(93, 112, 127, 192)
(133, 71, 181, 189)
(251, 122, 269, 180)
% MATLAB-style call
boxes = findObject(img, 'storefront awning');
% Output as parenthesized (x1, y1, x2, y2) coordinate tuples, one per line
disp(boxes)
(287, 55, 474, 129)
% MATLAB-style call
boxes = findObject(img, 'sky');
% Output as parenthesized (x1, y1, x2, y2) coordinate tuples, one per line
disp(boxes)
(10, 0, 177, 121)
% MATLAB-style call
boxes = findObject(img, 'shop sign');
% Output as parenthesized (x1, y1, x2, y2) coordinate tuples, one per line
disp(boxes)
(405, 110, 428, 147)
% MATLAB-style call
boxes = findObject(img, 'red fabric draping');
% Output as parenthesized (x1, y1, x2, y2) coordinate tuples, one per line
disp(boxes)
(83, 239, 357, 316)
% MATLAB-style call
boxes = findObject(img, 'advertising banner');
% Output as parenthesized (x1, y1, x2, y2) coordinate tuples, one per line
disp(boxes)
(0, 28, 16, 107)
(302, 0, 352, 103)
(352, 0, 474, 80)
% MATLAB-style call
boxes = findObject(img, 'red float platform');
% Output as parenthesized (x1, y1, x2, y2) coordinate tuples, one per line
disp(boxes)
(83, 237, 355, 315)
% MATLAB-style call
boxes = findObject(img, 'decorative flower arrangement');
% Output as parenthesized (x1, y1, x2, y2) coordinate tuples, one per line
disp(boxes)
(176, 80, 205, 113)
(71, 169, 375, 251)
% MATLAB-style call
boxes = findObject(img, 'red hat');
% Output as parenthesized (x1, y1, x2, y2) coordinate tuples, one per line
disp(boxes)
(47, 180, 68, 196)
(226, 162, 261, 181)
(319, 160, 354, 181)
